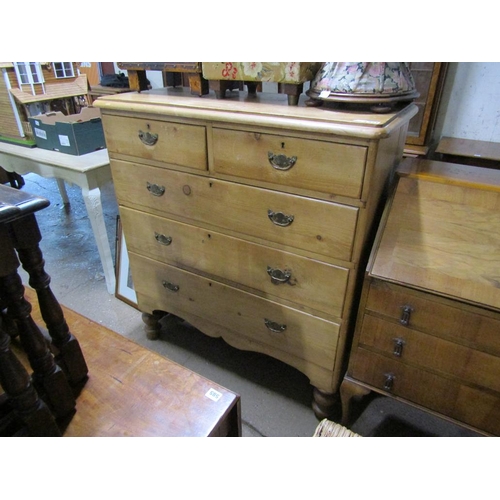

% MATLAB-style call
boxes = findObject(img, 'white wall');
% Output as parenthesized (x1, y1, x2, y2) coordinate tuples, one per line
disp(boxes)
(434, 62, 500, 144)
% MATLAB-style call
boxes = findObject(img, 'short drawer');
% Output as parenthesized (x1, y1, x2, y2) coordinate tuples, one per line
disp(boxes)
(112, 160, 359, 262)
(365, 279, 500, 355)
(102, 114, 207, 171)
(358, 313, 500, 392)
(212, 128, 367, 199)
(120, 207, 349, 318)
(129, 252, 340, 372)
(349, 348, 500, 435)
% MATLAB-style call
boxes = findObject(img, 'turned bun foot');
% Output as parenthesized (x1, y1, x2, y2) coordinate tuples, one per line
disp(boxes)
(312, 387, 338, 420)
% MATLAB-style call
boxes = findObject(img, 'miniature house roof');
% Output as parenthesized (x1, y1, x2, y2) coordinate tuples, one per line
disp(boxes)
(10, 74, 90, 104)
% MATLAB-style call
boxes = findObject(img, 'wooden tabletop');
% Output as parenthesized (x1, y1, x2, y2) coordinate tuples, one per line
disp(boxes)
(436, 137, 500, 162)
(0, 142, 110, 173)
(0, 183, 49, 223)
(15, 287, 241, 437)
(370, 158, 500, 311)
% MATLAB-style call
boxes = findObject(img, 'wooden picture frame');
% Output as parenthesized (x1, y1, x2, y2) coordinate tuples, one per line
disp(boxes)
(115, 216, 138, 308)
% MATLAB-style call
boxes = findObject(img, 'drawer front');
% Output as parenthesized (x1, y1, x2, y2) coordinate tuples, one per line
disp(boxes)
(349, 348, 500, 435)
(112, 160, 359, 262)
(102, 114, 208, 171)
(120, 207, 349, 318)
(129, 252, 340, 371)
(358, 314, 500, 393)
(365, 280, 500, 354)
(212, 128, 367, 199)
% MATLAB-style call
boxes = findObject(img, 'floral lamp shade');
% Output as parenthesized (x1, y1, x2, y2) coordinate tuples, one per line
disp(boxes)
(307, 62, 419, 111)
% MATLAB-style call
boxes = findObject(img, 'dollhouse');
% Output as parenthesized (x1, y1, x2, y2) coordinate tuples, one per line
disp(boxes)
(0, 62, 91, 145)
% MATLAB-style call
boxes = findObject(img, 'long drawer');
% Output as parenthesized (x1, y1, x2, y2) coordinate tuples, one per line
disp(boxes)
(365, 280, 500, 355)
(212, 127, 367, 199)
(102, 114, 208, 171)
(120, 207, 349, 318)
(112, 160, 359, 262)
(349, 348, 500, 435)
(129, 252, 340, 371)
(358, 314, 500, 392)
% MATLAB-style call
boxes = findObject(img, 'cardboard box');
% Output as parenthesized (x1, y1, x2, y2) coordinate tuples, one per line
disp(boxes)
(29, 107, 106, 155)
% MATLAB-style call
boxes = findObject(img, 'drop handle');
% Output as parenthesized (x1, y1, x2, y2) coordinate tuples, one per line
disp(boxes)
(267, 266, 292, 285)
(393, 338, 405, 357)
(264, 319, 287, 333)
(268, 210, 294, 227)
(400, 305, 413, 326)
(268, 151, 297, 171)
(384, 373, 395, 392)
(146, 182, 165, 197)
(138, 130, 158, 146)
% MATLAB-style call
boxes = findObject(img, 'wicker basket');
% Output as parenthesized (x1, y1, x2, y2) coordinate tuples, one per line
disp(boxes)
(313, 419, 361, 437)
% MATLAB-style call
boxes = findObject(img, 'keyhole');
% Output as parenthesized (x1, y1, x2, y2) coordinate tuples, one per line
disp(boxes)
(281, 142, 285, 149)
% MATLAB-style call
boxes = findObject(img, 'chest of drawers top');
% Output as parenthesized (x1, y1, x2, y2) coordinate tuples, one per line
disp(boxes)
(95, 88, 416, 140)
(370, 157, 500, 311)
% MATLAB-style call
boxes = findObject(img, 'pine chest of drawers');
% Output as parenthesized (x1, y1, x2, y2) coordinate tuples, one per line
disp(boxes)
(95, 89, 416, 417)
(341, 158, 500, 435)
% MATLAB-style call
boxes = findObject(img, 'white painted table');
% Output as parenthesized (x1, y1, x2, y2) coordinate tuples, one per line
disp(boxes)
(0, 143, 115, 294)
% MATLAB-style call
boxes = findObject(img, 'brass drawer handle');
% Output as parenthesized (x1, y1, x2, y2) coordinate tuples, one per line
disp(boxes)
(400, 305, 413, 326)
(155, 232, 172, 246)
(268, 152, 297, 171)
(162, 280, 179, 292)
(267, 266, 292, 285)
(264, 319, 287, 333)
(384, 373, 395, 392)
(146, 182, 165, 197)
(268, 209, 294, 227)
(138, 130, 158, 146)
(393, 338, 405, 357)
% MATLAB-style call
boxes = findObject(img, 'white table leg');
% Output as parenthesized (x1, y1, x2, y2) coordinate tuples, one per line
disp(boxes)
(81, 186, 116, 294)
(56, 178, 70, 205)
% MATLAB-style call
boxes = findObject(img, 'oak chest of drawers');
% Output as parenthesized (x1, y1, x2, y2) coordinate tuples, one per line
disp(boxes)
(95, 89, 416, 417)
(341, 158, 500, 435)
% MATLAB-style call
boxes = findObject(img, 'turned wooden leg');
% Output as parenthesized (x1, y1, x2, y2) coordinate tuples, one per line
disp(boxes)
(339, 378, 371, 426)
(142, 312, 165, 340)
(10, 215, 88, 385)
(0, 272, 76, 418)
(0, 317, 61, 436)
(312, 387, 338, 420)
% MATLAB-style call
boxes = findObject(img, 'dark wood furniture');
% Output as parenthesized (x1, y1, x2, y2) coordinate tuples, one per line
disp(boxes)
(436, 136, 500, 169)
(0, 184, 88, 436)
(340, 158, 500, 436)
(117, 62, 209, 96)
(20, 286, 241, 437)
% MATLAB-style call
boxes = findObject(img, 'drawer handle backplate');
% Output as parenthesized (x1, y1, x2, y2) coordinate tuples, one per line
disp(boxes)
(264, 319, 287, 333)
(267, 266, 292, 285)
(268, 152, 297, 171)
(162, 280, 179, 292)
(268, 210, 294, 227)
(147, 182, 165, 197)
(138, 130, 158, 146)
(155, 232, 172, 246)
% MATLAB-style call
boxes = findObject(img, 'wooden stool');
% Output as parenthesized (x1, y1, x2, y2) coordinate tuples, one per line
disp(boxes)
(0, 184, 88, 435)
(117, 62, 209, 96)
